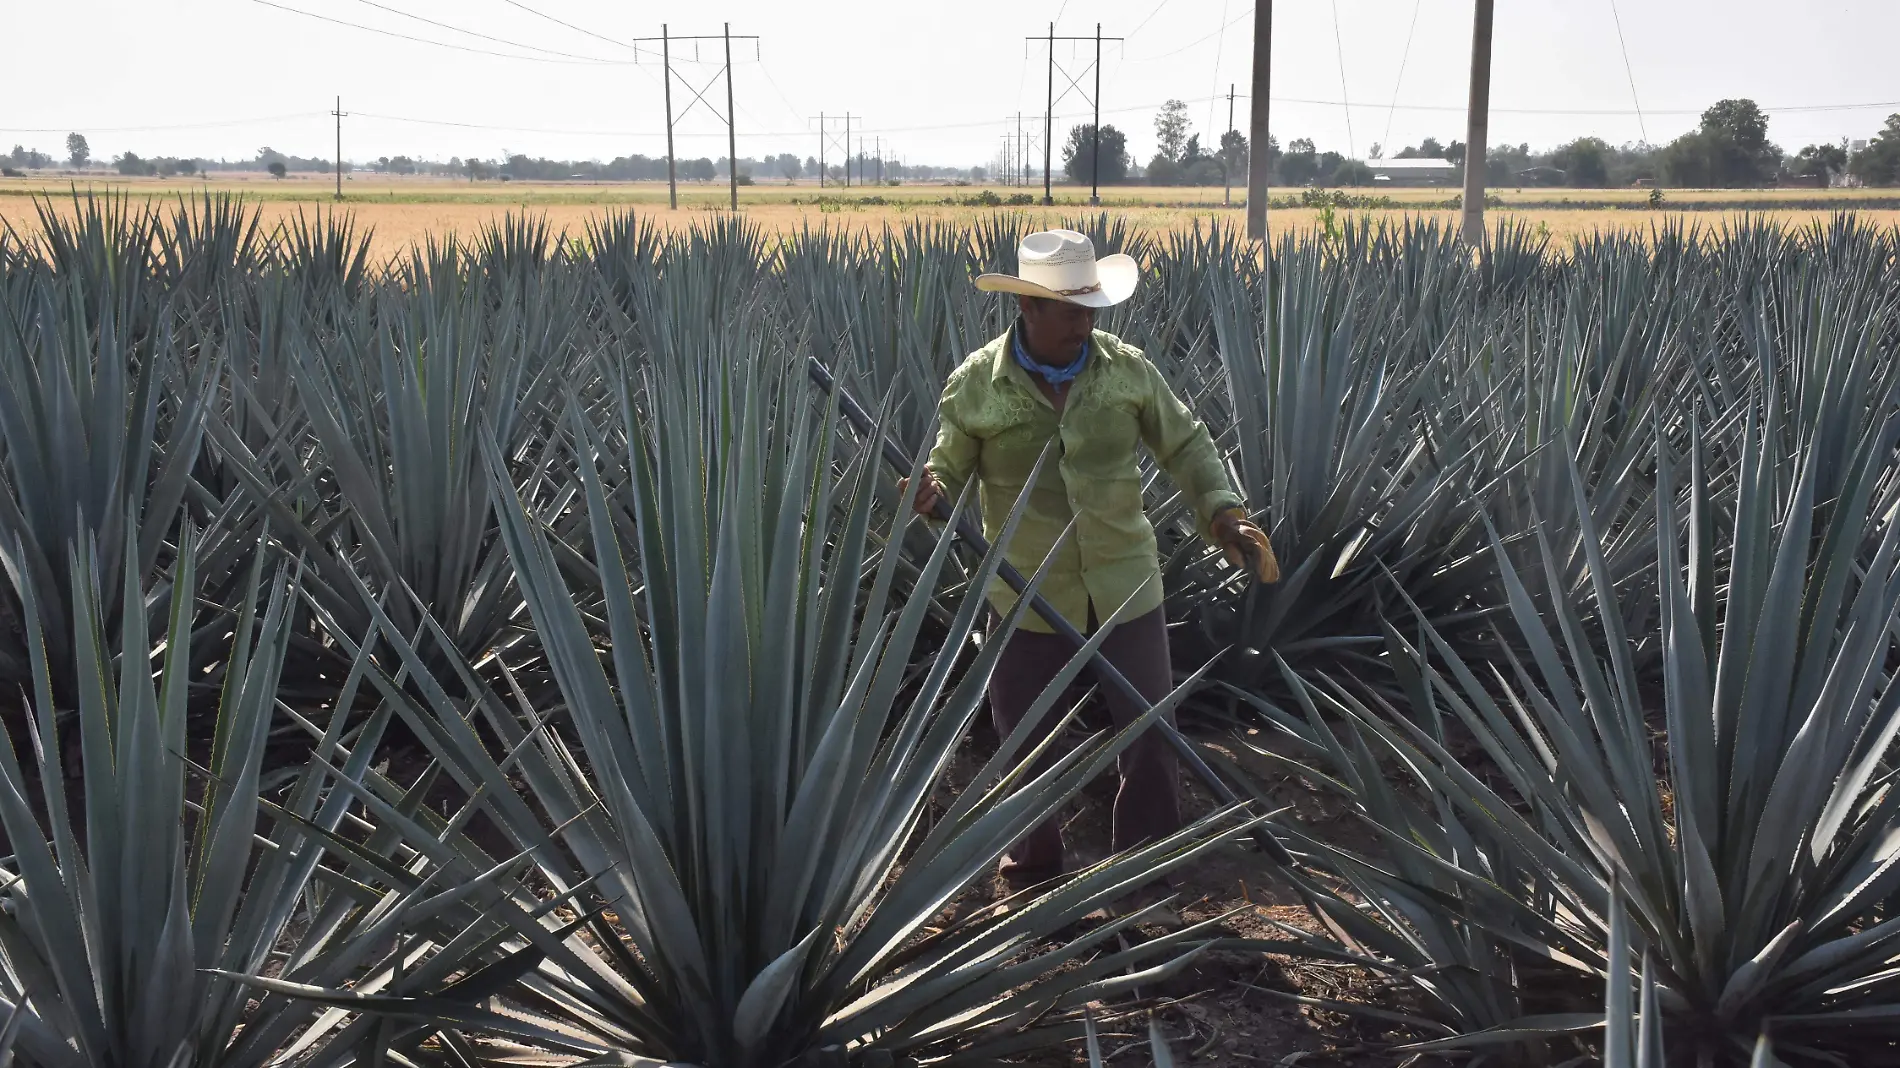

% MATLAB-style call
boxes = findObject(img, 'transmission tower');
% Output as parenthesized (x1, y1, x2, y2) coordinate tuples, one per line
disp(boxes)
(631, 23, 759, 210)
(1027, 23, 1122, 205)
(810, 114, 856, 188)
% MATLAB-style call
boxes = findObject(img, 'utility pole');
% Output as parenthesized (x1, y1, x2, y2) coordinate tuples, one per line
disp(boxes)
(1246, 0, 1273, 241)
(845, 113, 852, 186)
(1225, 84, 1235, 206)
(811, 113, 854, 189)
(331, 96, 348, 200)
(1461, 0, 1496, 247)
(632, 24, 759, 211)
(1027, 24, 1123, 206)
(1090, 22, 1102, 204)
(723, 23, 737, 209)
(875, 136, 882, 185)
(1043, 23, 1053, 203)
(663, 27, 676, 208)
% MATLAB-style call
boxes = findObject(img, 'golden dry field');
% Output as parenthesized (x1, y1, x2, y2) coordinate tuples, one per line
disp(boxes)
(4, 172, 1897, 257)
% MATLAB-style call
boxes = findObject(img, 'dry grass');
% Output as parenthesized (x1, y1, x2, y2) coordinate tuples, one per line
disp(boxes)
(3, 173, 1896, 260)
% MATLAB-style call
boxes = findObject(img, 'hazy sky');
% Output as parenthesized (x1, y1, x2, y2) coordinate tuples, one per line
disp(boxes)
(7, 1, 1898, 168)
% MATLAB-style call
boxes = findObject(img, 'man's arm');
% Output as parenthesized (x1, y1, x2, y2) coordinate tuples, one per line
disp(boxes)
(910, 370, 979, 516)
(1137, 359, 1243, 539)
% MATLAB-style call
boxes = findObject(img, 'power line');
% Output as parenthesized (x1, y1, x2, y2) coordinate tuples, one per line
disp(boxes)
(15, 91, 1896, 150)
(491, 0, 653, 58)
(248, 0, 629, 65)
(1381, 0, 1423, 153)
(341, 0, 631, 64)
(1126, 0, 1175, 38)
(755, 60, 808, 125)
(1329, 0, 1354, 158)
(0, 113, 327, 134)
(1205, 0, 1230, 154)
(1606, 0, 1648, 142)
(1122, 7, 1252, 62)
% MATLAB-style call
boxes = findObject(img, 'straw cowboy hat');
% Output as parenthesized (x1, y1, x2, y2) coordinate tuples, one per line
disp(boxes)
(975, 229, 1139, 309)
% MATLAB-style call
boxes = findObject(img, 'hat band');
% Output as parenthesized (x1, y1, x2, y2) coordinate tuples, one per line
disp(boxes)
(1051, 282, 1102, 296)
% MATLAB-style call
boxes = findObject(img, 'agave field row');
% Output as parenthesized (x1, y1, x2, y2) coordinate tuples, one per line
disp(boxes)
(0, 194, 1896, 1067)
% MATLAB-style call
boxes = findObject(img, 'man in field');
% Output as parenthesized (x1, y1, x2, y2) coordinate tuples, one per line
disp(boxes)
(905, 229, 1271, 909)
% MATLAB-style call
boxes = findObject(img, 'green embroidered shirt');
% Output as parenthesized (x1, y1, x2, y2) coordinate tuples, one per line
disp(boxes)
(929, 326, 1244, 633)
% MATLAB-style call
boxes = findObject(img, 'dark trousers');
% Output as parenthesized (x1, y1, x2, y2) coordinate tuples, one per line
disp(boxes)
(988, 606, 1182, 878)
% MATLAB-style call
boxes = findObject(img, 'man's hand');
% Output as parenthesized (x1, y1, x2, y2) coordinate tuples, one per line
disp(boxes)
(897, 468, 946, 517)
(1212, 507, 1279, 584)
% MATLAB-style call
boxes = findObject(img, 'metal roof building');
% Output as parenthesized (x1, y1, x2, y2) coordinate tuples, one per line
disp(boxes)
(1367, 158, 1459, 185)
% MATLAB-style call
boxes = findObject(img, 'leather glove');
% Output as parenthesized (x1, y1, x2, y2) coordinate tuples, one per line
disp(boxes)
(1212, 508, 1279, 584)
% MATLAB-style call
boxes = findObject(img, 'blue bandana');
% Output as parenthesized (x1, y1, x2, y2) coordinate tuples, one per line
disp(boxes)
(1012, 326, 1090, 387)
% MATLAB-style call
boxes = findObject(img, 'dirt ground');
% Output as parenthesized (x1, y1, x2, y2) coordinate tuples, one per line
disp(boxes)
(925, 717, 1415, 1068)
(4, 173, 1896, 259)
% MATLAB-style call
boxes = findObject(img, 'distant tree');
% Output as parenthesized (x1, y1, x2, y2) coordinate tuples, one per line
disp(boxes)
(7, 145, 52, 169)
(1278, 138, 1320, 185)
(1662, 98, 1781, 187)
(386, 155, 417, 175)
(1154, 100, 1192, 164)
(776, 153, 801, 180)
(66, 133, 89, 169)
(1218, 129, 1250, 184)
(113, 152, 156, 177)
(1062, 123, 1130, 184)
(1789, 143, 1847, 184)
(1186, 157, 1223, 185)
(804, 155, 819, 175)
(267, 161, 287, 179)
(1396, 136, 1446, 159)
(970, 165, 987, 182)
(1330, 159, 1375, 186)
(1367, 142, 1384, 160)
(1848, 115, 1900, 186)
(1551, 137, 1612, 186)
(1444, 140, 1467, 165)
(1145, 155, 1182, 185)
(688, 157, 715, 182)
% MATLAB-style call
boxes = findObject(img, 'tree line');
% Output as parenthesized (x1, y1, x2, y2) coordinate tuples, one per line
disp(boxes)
(1, 137, 987, 185)
(13, 101, 1900, 189)
(1056, 99, 1900, 188)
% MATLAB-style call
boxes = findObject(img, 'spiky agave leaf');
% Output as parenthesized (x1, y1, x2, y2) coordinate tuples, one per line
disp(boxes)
(0, 258, 218, 689)
(233, 327, 1255, 1066)
(0, 518, 403, 1068)
(1242, 390, 1900, 1063)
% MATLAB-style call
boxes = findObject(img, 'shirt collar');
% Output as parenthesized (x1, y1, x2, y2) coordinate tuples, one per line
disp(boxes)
(992, 324, 1103, 385)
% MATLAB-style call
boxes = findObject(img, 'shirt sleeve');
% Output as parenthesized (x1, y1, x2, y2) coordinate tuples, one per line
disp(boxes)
(1137, 357, 1244, 540)
(927, 368, 980, 506)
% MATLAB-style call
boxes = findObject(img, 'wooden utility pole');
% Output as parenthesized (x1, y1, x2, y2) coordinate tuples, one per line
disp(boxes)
(1246, 1, 1272, 240)
(1461, 0, 1496, 246)
(663, 27, 677, 208)
(1225, 84, 1235, 206)
(1042, 22, 1054, 204)
(818, 111, 824, 188)
(632, 24, 758, 211)
(1028, 23, 1123, 205)
(723, 24, 738, 209)
(845, 114, 852, 186)
(331, 96, 347, 200)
